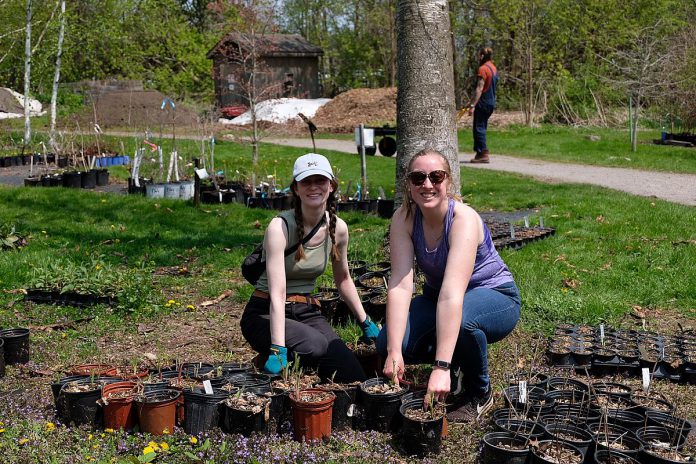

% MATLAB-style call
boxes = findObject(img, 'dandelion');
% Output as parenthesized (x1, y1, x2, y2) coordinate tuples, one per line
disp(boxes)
(19, 438, 29, 445)
(105, 428, 114, 433)
(167, 299, 175, 304)
(190, 436, 198, 444)
(148, 441, 160, 451)
(162, 428, 170, 435)
(45, 422, 55, 432)
(143, 446, 155, 455)
(0, 429, 5, 433)
(93, 444, 99, 449)
(95, 264, 102, 270)
(88, 434, 93, 440)
(186, 304, 195, 310)
(159, 442, 169, 451)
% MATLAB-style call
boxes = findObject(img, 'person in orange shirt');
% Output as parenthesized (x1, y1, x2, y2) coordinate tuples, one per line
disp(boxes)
(468, 47, 498, 163)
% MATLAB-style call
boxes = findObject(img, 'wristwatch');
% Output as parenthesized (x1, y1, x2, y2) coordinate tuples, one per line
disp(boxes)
(433, 360, 451, 370)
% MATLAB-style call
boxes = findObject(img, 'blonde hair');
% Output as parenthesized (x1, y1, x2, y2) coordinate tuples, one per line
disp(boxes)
(402, 148, 457, 218)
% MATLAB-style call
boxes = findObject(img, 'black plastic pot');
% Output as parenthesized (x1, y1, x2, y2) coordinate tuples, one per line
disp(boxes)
(593, 432, 643, 460)
(143, 381, 171, 394)
(398, 399, 444, 457)
(376, 199, 395, 219)
(554, 404, 600, 424)
(0, 328, 30, 364)
(645, 410, 692, 437)
(348, 260, 368, 277)
(481, 431, 530, 464)
(494, 418, 546, 440)
(594, 449, 641, 464)
(530, 440, 584, 464)
(81, 170, 97, 189)
(218, 362, 252, 377)
(320, 384, 358, 432)
(636, 425, 687, 450)
(51, 375, 90, 405)
(266, 388, 292, 435)
(357, 271, 388, 292)
(60, 381, 103, 426)
(544, 422, 592, 459)
(95, 169, 109, 186)
(222, 396, 270, 435)
(640, 445, 693, 463)
(62, 171, 82, 188)
(592, 381, 633, 397)
(182, 388, 229, 436)
(547, 377, 589, 392)
(0, 339, 4, 377)
(228, 372, 272, 395)
(359, 378, 409, 433)
(605, 409, 645, 431)
(179, 362, 214, 379)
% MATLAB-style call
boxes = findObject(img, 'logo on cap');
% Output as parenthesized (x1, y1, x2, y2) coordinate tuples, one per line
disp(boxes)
(307, 161, 318, 167)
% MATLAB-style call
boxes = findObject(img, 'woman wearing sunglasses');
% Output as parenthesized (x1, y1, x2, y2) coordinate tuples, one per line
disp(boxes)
(241, 153, 379, 382)
(376, 148, 520, 422)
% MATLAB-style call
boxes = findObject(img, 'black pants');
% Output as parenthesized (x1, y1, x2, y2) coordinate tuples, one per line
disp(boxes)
(240, 296, 366, 383)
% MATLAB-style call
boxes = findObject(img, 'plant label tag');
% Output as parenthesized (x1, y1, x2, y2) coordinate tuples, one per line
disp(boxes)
(518, 381, 528, 404)
(218, 191, 223, 203)
(347, 404, 356, 417)
(600, 324, 605, 345)
(524, 216, 530, 228)
(203, 380, 213, 395)
(510, 224, 516, 239)
(195, 168, 209, 180)
(642, 368, 650, 392)
(539, 216, 545, 228)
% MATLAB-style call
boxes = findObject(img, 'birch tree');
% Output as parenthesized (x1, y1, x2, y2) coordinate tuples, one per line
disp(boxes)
(395, 0, 458, 203)
(23, 0, 33, 152)
(49, 0, 65, 151)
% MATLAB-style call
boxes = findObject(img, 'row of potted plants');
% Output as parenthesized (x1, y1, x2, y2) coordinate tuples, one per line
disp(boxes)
(484, 371, 693, 463)
(49, 361, 445, 457)
(547, 325, 696, 384)
(95, 155, 130, 167)
(0, 153, 68, 168)
(23, 169, 110, 189)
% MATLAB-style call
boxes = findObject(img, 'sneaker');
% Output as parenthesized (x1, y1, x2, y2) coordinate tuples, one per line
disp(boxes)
(446, 386, 493, 423)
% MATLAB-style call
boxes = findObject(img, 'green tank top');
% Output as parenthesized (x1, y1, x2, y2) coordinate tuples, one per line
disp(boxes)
(255, 210, 330, 294)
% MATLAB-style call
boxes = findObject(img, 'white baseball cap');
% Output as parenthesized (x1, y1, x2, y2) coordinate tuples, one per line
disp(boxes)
(292, 153, 334, 182)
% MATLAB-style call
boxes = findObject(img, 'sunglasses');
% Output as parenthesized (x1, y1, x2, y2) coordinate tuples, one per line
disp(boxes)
(406, 169, 448, 186)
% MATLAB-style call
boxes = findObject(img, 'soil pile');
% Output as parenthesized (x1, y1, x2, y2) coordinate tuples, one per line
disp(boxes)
(67, 90, 200, 129)
(312, 88, 397, 133)
(0, 88, 24, 114)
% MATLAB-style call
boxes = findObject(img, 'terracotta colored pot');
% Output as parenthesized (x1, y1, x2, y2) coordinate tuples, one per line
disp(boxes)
(104, 367, 149, 380)
(290, 388, 335, 442)
(136, 389, 180, 436)
(102, 381, 137, 431)
(68, 363, 113, 376)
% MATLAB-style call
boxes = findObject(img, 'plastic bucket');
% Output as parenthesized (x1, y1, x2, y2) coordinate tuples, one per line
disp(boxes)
(164, 182, 181, 199)
(60, 381, 103, 427)
(81, 170, 97, 189)
(0, 328, 30, 364)
(183, 388, 229, 436)
(359, 378, 408, 433)
(136, 389, 180, 436)
(398, 399, 443, 457)
(222, 396, 270, 436)
(179, 181, 194, 200)
(145, 183, 165, 198)
(102, 381, 137, 431)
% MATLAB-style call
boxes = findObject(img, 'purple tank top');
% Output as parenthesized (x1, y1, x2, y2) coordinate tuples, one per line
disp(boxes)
(413, 198, 514, 291)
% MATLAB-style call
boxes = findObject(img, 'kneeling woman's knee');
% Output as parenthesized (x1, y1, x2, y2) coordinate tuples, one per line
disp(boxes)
(299, 337, 329, 361)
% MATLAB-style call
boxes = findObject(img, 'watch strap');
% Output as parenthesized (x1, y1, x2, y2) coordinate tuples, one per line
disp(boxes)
(433, 359, 451, 369)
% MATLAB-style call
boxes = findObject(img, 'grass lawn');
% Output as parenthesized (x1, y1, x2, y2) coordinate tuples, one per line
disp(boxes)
(0, 142, 694, 462)
(458, 125, 696, 174)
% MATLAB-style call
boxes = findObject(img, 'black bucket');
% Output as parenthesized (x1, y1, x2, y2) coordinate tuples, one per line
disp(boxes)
(62, 171, 82, 188)
(320, 384, 358, 432)
(481, 431, 530, 464)
(81, 170, 97, 189)
(143, 381, 171, 394)
(182, 388, 229, 436)
(359, 377, 408, 433)
(594, 449, 640, 464)
(398, 399, 443, 457)
(228, 373, 272, 395)
(0, 328, 30, 364)
(59, 381, 103, 427)
(95, 169, 109, 186)
(218, 362, 252, 377)
(265, 388, 292, 435)
(51, 375, 89, 405)
(222, 395, 270, 436)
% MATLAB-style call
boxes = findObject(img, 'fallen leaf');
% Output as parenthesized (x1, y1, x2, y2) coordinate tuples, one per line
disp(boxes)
(596, 215, 605, 223)
(253, 220, 261, 229)
(138, 324, 155, 334)
(563, 279, 580, 289)
(632, 305, 647, 319)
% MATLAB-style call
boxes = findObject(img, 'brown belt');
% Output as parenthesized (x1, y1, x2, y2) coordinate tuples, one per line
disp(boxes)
(252, 289, 321, 307)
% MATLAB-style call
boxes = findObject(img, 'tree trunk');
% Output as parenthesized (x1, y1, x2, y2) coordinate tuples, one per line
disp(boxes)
(23, 0, 33, 153)
(631, 94, 640, 152)
(49, 0, 66, 151)
(395, 0, 458, 205)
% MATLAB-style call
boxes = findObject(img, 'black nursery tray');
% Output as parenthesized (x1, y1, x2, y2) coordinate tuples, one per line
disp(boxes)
(24, 289, 116, 308)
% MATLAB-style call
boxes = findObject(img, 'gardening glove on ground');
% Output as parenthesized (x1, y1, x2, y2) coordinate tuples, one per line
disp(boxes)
(360, 316, 380, 342)
(263, 344, 288, 375)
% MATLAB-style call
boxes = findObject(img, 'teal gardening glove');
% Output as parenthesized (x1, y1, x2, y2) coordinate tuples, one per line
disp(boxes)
(263, 344, 288, 375)
(360, 315, 380, 342)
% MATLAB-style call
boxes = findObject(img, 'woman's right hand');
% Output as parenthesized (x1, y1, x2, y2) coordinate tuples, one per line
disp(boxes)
(382, 352, 405, 384)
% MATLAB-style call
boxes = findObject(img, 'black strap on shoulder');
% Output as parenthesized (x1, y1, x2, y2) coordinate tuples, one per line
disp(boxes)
(282, 215, 325, 257)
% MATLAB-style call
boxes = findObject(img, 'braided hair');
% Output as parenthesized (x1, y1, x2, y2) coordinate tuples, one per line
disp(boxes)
(291, 178, 340, 262)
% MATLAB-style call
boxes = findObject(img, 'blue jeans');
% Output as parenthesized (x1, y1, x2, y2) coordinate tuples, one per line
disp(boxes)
(376, 281, 520, 394)
(473, 102, 495, 154)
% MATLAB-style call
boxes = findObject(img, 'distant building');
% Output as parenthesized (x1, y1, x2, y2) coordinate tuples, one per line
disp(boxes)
(207, 33, 324, 110)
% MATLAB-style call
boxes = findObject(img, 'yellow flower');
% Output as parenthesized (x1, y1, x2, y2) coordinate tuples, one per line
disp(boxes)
(148, 441, 160, 451)
(159, 442, 169, 451)
(190, 436, 198, 444)
(143, 446, 155, 455)
(186, 304, 195, 310)
(45, 422, 55, 431)
(88, 434, 93, 440)
(19, 438, 29, 445)
(105, 428, 114, 433)
(101, 199, 107, 203)
(95, 264, 102, 270)
(93, 444, 99, 449)
(162, 428, 170, 435)
(167, 299, 175, 304)
(0, 429, 5, 433)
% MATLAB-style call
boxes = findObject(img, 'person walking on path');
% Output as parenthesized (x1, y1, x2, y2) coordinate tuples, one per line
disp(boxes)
(240, 153, 379, 382)
(376, 149, 520, 422)
(469, 47, 498, 164)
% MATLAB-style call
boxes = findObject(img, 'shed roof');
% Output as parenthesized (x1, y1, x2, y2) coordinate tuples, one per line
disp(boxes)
(207, 33, 323, 59)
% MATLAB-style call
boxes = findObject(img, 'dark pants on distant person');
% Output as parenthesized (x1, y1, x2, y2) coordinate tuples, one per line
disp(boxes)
(376, 282, 520, 395)
(473, 102, 495, 155)
(241, 296, 367, 383)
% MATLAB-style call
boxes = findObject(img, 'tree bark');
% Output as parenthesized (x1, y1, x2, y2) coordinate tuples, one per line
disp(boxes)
(49, 0, 66, 151)
(23, 0, 33, 153)
(396, 0, 459, 204)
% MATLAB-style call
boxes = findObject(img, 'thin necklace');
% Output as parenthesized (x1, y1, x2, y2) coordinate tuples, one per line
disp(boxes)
(425, 231, 443, 254)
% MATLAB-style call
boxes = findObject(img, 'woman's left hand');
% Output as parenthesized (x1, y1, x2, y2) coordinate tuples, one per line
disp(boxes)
(425, 367, 451, 405)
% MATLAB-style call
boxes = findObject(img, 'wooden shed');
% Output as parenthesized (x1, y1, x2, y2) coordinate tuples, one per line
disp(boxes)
(207, 33, 324, 110)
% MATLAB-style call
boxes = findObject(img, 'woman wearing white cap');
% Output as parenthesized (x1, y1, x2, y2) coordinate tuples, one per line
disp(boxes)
(240, 153, 379, 382)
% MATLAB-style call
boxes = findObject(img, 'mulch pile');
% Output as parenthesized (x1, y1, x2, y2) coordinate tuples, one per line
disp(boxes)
(0, 88, 24, 114)
(65, 90, 200, 129)
(312, 87, 397, 133)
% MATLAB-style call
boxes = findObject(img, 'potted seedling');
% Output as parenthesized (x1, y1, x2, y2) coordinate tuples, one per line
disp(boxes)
(359, 365, 409, 433)
(223, 389, 271, 436)
(398, 395, 446, 457)
(318, 372, 361, 432)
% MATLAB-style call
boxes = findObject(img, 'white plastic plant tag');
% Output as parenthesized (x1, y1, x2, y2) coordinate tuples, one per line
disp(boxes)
(218, 191, 223, 203)
(600, 324, 605, 345)
(524, 216, 529, 228)
(195, 168, 209, 180)
(346, 404, 356, 417)
(510, 224, 516, 239)
(203, 380, 213, 395)
(539, 216, 545, 228)
(642, 368, 650, 392)
(518, 380, 528, 404)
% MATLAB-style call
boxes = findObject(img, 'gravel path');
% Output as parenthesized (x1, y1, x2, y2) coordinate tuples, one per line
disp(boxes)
(266, 138, 696, 206)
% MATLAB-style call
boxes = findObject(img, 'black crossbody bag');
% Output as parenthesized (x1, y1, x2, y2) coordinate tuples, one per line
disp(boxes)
(241, 215, 326, 285)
